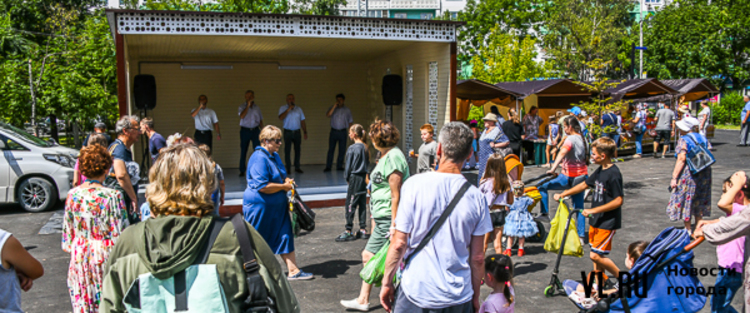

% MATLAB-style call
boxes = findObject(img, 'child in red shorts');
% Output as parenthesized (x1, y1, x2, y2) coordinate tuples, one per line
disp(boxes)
(555, 137, 623, 283)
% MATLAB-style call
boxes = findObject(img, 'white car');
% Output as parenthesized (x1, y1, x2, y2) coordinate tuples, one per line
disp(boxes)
(0, 122, 78, 212)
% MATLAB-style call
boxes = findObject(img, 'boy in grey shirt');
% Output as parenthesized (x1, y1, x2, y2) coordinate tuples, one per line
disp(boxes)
(653, 103, 676, 158)
(410, 124, 438, 173)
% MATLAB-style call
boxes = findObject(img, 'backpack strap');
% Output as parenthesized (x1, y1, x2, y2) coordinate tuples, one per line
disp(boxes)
(174, 217, 226, 312)
(230, 214, 276, 312)
(404, 181, 472, 266)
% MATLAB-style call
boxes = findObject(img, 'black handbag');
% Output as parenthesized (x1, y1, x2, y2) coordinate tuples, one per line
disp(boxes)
(290, 188, 316, 232)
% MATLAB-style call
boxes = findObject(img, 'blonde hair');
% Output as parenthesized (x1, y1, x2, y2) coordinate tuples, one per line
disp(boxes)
(147, 144, 215, 217)
(259, 125, 283, 142)
(350, 124, 366, 141)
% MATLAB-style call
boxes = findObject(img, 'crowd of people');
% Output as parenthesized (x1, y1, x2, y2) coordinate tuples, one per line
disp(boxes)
(2, 95, 750, 313)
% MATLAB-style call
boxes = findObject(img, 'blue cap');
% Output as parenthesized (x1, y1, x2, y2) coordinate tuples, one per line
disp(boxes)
(567, 106, 582, 116)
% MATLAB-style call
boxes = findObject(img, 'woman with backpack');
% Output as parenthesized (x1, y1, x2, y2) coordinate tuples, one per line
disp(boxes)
(101, 144, 299, 313)
(667, 116, 712, 233)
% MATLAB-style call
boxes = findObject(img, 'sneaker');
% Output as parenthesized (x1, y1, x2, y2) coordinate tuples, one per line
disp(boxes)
(661, 155, 666, 159)
(504, 249, 512, 257)
(337, 167, 345, 171)
(356, 229, 370, 239)
(653, 153, 659, 158)
(340, 299, 369, 312)
(518, 248, 525, 257)
(335, 231, 356, 242)
(287, 270, 314, 281)
(633, 154, 642, 159)
(323, 168, 332, 172)
(295, 168, 304, 173)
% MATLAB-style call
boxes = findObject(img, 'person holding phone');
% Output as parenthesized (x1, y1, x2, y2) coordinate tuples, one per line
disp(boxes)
(279, 94, 308, 173)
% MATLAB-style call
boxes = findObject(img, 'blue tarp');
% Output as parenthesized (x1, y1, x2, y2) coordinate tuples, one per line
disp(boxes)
(609, 227, 706, 313)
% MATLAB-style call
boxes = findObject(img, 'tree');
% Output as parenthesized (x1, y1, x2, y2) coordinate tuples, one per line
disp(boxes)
(575, 59, 630, 137)
(541, 0, 634, 81)
(141, 0, 290, 13)
(437, 0, 544, 72)
(639, 0, 750, 90)
(469, 27, 548, 83)
(291, 0, 347, 15)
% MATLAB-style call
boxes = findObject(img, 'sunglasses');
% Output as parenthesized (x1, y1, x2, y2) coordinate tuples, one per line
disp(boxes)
(266, 139, 282, 144)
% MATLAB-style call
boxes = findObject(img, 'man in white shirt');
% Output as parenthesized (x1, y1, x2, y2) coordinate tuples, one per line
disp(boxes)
(278, 94, 308, 173)
(238, 90, 264, 176)
(190, 94, 221, 149)
(380, 122, 492, 312)
(325, 93, 354, 172)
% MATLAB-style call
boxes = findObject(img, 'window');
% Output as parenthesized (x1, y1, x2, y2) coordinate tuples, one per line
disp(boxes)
(394, 13, 408, 19)
(420, 13, 434, 19)
(367, 10, 382, 17)
(0, 135, 27, 151)
(450, 12, 458, 19)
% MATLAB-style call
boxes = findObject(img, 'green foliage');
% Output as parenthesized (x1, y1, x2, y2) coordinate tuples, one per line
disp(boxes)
(437, 0, 544, 67)
(469, 27, 548, 83)
(466, 105, 485, 129)
(542, 0, 634, 80)
(638, 0, 750, 90)
(575, 60, 631, 136)
(291, 0, 346, 15)
(711, 92, 745, 126)
(142, 0, 290, 13)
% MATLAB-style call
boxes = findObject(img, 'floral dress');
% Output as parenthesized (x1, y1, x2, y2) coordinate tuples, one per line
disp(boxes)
(477, 126, 510, 185)
(62, 186, 128, 313)
(504, 196, 539, 238)
(667, 136, 712, 221)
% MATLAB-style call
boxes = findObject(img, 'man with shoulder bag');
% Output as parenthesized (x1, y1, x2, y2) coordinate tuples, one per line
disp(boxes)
(380, 122, 492, 312)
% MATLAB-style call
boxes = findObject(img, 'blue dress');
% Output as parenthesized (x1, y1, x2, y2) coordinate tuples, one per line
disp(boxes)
(243, 146, 294, 255)
(504, 196, 539, 238)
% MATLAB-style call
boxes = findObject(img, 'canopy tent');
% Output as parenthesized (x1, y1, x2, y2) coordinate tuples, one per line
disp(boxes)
(637, 78, 719, 102)
(456, 79, 521, 121)
(600, 78, 679, 102)
(494, 79, 592, 136)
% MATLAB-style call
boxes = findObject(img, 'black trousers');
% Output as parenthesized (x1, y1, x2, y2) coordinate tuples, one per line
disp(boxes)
(345, 174, 368, 231)
(239, 127, 260, 173)
(283, 129, 302, 170)
(194, 130, 213, 150)
(326, 128, 348, 169)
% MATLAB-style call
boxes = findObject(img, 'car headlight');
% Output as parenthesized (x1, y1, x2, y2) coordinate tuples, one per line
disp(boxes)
(43, 154, 76, 168)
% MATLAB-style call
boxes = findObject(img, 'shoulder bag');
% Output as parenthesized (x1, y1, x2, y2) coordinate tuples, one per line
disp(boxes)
(230, 214, 278, 313)
(682, 133, 715, 175)
(403, 181, 472, 266)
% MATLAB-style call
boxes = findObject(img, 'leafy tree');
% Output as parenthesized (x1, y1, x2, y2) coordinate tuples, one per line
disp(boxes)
(141, 0, 290, 13)
(541, 0, 634, 81)
(712, 92, 745, 126)
(470, 27, 548, 83)
(639, 0, 750, 90)
(575, 59, 630, 137)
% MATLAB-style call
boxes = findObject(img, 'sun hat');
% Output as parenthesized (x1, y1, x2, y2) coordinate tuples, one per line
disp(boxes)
(482, 113, 498, 123)
(580, 110, 588, 117)
(567, 106, 582, 116)
(676, 117, 699, 132)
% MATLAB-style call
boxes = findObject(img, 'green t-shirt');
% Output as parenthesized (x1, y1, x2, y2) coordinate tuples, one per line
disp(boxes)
(370, 147, 410, 219)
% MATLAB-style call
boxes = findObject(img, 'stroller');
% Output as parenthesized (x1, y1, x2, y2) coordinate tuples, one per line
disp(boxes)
(564, 227, 707, 313)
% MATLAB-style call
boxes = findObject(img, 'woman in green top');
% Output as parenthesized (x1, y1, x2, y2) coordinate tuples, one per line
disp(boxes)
(341, 120, 410, 312)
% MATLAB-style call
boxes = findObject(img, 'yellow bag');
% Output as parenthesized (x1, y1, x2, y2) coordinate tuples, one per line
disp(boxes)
(543, 200, 583, 258)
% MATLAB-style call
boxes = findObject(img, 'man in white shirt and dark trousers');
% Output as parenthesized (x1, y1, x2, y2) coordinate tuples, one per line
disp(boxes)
(380, 122, 492, 313)
(278, 94, 308, 173)
(325, 94, 353, 172)
(238, 90, 264, 176)
(190, 94, 221, 149)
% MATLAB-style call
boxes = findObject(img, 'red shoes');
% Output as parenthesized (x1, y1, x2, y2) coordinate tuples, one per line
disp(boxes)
(504, 249, 512, 256)
(518, 248, 525, 257)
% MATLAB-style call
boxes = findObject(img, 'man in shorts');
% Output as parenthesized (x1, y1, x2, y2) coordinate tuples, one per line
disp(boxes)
(653, 102, 675, 158)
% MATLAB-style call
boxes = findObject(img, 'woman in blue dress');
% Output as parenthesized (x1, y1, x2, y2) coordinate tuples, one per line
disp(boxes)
(243, 125, 313, 281)
(477, 113, 511, 185)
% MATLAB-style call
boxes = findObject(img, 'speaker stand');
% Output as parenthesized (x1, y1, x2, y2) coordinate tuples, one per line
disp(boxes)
(139, 109, 151, 183)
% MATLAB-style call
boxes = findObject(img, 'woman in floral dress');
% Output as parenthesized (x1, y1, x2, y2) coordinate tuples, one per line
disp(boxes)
(62, 144, 128, 313)
(477, 113, 511, 185)
(667, 116, 711, 233)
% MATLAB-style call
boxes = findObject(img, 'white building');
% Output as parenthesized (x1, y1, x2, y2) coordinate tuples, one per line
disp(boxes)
(338, 0, 467, 19)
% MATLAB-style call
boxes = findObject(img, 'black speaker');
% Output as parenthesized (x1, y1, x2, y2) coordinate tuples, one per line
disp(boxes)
(134, 74, 156, 110)
(382, 74, 402, 106)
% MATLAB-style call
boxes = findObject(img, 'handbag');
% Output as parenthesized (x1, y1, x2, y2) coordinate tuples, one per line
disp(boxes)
(289, 187, 316, 232)
(230, 214, 278, 313)
(683, 133, 715, 175)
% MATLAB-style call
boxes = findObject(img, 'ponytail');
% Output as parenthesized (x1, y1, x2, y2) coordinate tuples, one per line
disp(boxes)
(485, 254, 514, 306)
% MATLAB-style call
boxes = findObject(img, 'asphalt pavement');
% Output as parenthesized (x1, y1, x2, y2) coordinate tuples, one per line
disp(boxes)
(1, 129, 748, 313)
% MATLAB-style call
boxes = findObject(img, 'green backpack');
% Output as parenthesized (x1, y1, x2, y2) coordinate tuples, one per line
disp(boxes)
(123, 215, 277, 313)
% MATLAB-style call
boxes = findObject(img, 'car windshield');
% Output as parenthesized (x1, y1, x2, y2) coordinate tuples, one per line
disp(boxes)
(0, 122, 52, 147)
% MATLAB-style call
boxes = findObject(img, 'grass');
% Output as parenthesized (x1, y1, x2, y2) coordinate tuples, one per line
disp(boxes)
(715, 124, 741, 130)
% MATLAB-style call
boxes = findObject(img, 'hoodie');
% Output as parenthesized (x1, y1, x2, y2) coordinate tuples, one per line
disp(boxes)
(101, 215, 299, 313)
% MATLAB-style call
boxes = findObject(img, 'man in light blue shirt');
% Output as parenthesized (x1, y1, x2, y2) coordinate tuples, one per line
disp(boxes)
(324, 93, 354, 172)
(190, 94, 221, 150)
(739, 96, 750, 146)
(238, 90, 264, 176)
(278, 94, 308, 173)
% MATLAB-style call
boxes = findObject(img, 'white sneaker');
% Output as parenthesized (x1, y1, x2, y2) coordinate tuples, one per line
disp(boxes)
(340, 299, 370, 312)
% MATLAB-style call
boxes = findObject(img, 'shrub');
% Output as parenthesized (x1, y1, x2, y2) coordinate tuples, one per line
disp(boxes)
(712, 92, 745, 125)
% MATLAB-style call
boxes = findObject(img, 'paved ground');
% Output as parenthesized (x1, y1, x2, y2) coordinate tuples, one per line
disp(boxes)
(2, 130, 747, 313)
